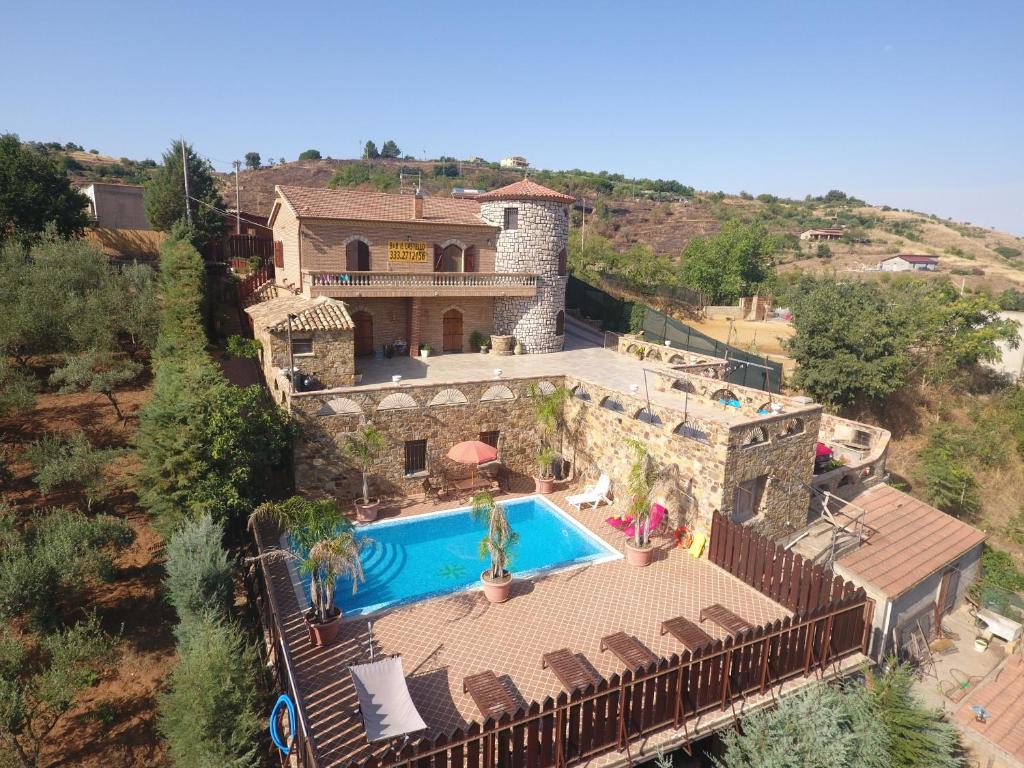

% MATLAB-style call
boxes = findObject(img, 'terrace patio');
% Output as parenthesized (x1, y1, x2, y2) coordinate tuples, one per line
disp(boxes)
(252, 484, 868, 767)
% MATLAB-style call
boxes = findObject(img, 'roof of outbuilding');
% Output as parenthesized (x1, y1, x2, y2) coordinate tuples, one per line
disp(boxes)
(835, 484, 986, 598)
(893, 254, 939, 264)
(274, 185, 490, 227)
(474, 179, 576, 204)
(244, 295, 353, 332)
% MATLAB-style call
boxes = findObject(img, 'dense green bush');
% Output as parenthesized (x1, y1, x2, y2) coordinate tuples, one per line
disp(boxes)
(224, 335, 262, 359)
(23, 433, 123, 509)
(164, 514, 233, 633)
(679, 220, 776, 304)
(0, 508, 134, 628)
(158, 613, 262, 768)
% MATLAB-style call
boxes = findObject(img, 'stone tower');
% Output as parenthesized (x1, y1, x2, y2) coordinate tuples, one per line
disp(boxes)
(476, 179, 575, 353)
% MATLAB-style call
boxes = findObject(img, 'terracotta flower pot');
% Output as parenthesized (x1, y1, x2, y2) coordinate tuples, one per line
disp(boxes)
(534, 476, 555, 494)
(625, 538, 655, 567)
(305, 611, 343, 647)
(481, 571, 513, 603)
(355, 498, 379, 523)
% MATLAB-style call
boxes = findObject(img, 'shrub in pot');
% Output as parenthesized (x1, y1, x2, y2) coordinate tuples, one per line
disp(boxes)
(419, 343, 432, 358)
(623, 439, 663, 567)
(534, 446, 557, 494)
(469, 330, 485, 353)
(529, 382, 571, 490)
(249, 496, 367, 646)
(346, 425, 387, 522)
(471, 491, 518, 603)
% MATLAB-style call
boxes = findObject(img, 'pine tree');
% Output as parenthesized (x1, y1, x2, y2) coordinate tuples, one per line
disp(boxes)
(144, 140, 225, 248)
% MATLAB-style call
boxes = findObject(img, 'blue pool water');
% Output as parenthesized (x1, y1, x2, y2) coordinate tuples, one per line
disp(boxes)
(314, 495, 619, 615)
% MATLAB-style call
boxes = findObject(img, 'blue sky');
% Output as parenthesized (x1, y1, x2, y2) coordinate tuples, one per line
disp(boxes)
(3, 1, 1022, 233)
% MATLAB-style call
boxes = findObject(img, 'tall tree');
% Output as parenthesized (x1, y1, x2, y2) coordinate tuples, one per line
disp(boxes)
(0, 134, 89, 241)
(679, 220, 776, 304)
(363, 140, 379, 160)
(380, 139, 401, 159)
(243, 152, 260, 170)
(144, 140, 225, 248)
(297, 149, 321, 161)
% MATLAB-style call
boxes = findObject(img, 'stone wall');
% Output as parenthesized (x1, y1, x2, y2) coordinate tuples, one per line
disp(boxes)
(810, 414, 890, 514)
(288, 376, 562, 501)
(253, 324, 355, 390)
(480, 199, 567, 353)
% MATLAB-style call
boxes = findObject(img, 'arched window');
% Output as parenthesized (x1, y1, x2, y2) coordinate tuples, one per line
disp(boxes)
(442, 243, 463, 273)
(712, 389, 740, 407)
(779, 418, 805, 439)
(599, 395, 624, 413)
(554, 310, 565, 336)
(674, 420, 709, 444)
(346, 239, 371, 271)
(741, 427, 769, 447)
(635, 408, 661, 425)
(557, 247, 567, 276)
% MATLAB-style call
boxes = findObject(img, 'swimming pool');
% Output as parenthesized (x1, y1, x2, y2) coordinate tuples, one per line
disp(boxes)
(292, 495, 620, 616)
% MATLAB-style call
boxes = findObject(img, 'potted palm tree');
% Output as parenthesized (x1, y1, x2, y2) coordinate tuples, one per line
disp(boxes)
(624, 439, 661, 567)
(471, 491, 518, 603)
(530, 383, 571, 492)
(346, 425, 387, 522)
(249, 496, 367, 646)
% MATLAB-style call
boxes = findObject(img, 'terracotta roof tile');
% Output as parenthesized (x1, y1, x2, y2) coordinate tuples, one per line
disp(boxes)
(244, 295, 353, 332)
(956, 654, 1024, 761)
(836, 484, 986, 598)
(475, 179, 576, 204)
(275, 185, 490, 227)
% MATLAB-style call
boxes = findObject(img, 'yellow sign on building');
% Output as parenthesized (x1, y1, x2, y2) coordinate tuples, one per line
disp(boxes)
(387, 240, 428, 263)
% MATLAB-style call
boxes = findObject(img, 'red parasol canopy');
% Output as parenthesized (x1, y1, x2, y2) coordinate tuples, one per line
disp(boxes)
(447, 440, 498, 465)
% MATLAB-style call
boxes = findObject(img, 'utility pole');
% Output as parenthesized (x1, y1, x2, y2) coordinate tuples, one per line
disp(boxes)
(181, 139, 193, 227)
(581, 197, 586, 246)
(232, 160, 241, 235)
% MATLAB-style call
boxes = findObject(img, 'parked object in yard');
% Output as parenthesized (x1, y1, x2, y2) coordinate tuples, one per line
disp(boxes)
(348, 656, 427, 743)
(567, 474, 612, 511)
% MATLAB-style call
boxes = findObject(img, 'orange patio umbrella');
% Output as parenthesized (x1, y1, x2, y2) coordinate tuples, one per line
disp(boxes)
(446, 440, 498, 465)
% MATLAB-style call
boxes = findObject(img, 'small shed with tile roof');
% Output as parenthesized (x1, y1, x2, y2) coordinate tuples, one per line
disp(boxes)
(245, 296, 356, 391)
(831, 483, 986, 659)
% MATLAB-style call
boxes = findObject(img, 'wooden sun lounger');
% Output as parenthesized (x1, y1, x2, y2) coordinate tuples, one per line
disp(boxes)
(660, 616, 714, 650)
(700, 604, 754, 635)
(542, 648, 600, 693)
(463, 671, 517, 720)
(600, 632, 659, 670)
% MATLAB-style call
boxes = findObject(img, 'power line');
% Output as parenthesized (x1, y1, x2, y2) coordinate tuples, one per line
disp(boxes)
(187, 194, 271, 231)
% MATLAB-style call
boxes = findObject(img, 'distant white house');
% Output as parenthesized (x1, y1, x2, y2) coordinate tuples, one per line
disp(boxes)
(499, 156, 529, 169)
(76, 182, 151, 230)
(986, 311, 1024, 381)
(800, 228, 843, 241)
(879, 254, 939, 272)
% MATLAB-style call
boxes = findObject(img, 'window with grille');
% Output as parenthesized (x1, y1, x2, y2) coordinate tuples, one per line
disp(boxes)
(503, 207, 518, 230)
(291, 337, 313, 356)
(479, 431, 499, 450)
(404, 439, 427, 476)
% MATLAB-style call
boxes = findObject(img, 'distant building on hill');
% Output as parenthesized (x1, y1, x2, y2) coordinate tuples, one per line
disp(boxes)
(879, 254, 939, 272)
(499, 156, 529, 169)
(76, 182, 150, 230)
(799, 228, 843, 241)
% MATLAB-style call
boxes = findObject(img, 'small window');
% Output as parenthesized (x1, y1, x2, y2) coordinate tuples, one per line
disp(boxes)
(479, 431, 499, 450)
(503, 207, 518, 230)
(554, 310, 565, 336)
(404, 439, 427, 476)
(291, 337, 313, 356)
(557, 247, 567, 276)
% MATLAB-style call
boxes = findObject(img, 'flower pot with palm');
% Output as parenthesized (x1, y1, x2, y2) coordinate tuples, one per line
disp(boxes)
(623, 439, 662, 567)
(471, 491, 518, 603)
(346, 425, 387, 522)
(249, 496, 367, 646)
(530, 383, 571, 491)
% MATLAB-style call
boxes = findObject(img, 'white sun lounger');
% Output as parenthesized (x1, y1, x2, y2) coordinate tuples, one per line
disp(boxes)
(566, 473, 612, 511)
(349, 656, 427, 743)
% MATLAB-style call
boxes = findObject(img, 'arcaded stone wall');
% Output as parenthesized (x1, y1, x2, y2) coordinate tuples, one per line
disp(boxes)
(479, 199, 567, 353)
(288, 376, 561, 501)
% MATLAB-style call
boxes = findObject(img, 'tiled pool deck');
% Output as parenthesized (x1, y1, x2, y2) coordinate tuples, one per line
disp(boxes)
(256, 483, 792, 766)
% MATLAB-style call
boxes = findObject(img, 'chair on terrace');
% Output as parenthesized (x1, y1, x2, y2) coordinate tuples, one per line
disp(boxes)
(600, 632, 659, 670)
(660, 615, 714, 651)
(700, 604, 755, 636)
(463, 671, 518, 720)
(348, 656, 427, 744)
(567, 474, 611, 511)
(542, 648, 602, 693)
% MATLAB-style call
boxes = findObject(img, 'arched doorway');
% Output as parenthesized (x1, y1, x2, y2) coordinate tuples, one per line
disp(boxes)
(442, 244, 463, 273)
(352, 311, 374, 357)
(442, 309, 463, 353)
(346, 240, 371, 271)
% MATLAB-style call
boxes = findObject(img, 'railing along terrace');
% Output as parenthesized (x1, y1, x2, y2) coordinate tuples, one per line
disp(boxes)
(336, 515, 871, 768)
(306, 271, 538, 289)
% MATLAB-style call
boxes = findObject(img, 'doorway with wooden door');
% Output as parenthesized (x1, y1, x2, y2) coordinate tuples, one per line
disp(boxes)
(442, 309, 463, 353)
(353, 311, 374, 357)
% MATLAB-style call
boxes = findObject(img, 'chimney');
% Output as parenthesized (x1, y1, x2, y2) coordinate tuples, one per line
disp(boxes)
(413, 188, 424, 219)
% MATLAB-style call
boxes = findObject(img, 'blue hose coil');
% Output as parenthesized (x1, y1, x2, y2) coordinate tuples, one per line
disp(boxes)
(270, 693, 295, 755)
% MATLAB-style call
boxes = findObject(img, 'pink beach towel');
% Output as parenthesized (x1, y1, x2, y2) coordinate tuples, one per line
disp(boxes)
(607, 503, 667, 538)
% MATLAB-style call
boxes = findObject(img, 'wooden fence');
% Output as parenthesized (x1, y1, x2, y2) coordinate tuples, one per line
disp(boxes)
(236, 266, 274, 310)
(708, 513, 855, 614)
(349, 593, 870, 768)
(207, 234, 277, 265)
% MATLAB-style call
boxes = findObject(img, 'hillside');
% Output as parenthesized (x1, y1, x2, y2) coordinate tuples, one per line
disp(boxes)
(211, 157, 1024, 293)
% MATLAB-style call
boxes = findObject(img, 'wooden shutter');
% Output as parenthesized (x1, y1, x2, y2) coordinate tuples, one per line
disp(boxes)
(464, 245, 476, 273)
(433, 244, 443, 272)
(346, 240, 357, 271)
(273, 240, 284, 268)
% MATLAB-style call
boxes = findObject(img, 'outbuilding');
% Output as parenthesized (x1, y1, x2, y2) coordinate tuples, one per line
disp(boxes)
(879, 254, 939, 272)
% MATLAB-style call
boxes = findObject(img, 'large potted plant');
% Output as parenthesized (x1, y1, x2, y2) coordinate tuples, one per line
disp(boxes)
(530, 383, 571, 492)
(471, 491, 518, 603)
(624, 439, 661, 567)
(249, 496, 366, 646)
(346, 425, 387, 522)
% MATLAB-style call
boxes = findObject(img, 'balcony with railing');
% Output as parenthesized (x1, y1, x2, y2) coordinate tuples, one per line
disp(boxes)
(303, 270, 538, 298)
